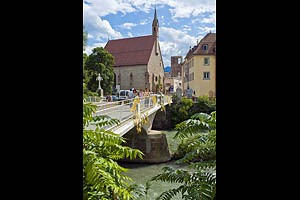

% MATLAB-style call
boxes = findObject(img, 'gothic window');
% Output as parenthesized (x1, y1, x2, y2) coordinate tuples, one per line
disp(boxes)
(130, 73, 133, 88)
(118, 74, 121, 84)
(130, 73, 133, 81)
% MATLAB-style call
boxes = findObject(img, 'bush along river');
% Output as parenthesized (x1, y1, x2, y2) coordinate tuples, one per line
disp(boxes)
(120, 130, 194, 200)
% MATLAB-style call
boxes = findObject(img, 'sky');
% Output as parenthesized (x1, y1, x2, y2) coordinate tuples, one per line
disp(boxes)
(83, 0, 216, 67)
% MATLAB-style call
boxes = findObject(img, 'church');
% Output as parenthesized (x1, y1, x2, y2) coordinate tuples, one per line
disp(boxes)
(104, 8, 164, 92)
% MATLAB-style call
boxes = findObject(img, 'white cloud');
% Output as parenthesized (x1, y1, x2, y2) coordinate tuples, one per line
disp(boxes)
(162, 0, 216, 20)
(159, 27, 199, 66)
(128, 32, 134, 37)
(84, 42, 107, 55)
(201, 12, 216, 25)
(182, 25, 191, 33)
(118, 22, 137, 29)
(84, 0, 136, 17)
(197, 26, 216, 36)
(83, 2, 122, 41)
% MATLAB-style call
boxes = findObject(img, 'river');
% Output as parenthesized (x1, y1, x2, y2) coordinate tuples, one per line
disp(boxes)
(120, 130, 193, 200)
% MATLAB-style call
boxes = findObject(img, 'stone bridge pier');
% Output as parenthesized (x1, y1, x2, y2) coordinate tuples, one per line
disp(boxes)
(121, 108, 171, 163)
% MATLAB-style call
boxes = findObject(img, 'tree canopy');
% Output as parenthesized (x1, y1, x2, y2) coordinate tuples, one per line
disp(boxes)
(85, 47, 115, 95)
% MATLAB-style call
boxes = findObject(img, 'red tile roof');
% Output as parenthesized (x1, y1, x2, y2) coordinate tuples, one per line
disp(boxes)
(193, 33, 216, 55)
(185, 33, 216, 59)
(104, 35, 155, 67)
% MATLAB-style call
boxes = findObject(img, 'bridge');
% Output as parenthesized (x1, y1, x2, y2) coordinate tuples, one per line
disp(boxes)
(87, 94, 173, 163)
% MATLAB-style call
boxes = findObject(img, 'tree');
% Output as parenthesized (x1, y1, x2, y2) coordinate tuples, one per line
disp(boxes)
(83, 101, 144, 200)
(171, 97, 193, 127)
(85, 47, 115, 95)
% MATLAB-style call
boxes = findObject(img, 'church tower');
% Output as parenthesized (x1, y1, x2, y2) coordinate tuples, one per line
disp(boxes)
(152, 7, 159, 55)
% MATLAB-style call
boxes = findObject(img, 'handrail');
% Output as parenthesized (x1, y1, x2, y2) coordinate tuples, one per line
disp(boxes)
(95, 95, 158, 113)
(87, 94, 172, 132)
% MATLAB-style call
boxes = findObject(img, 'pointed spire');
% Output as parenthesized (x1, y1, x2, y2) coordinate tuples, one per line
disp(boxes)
(152, 7, 159, 27)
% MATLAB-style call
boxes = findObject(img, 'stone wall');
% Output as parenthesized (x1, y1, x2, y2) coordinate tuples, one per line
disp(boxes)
(147, 41, 165, 92)
(114, 65, 147, 90)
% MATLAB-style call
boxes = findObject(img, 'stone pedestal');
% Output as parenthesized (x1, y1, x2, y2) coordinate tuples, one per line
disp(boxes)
(100, 89, 103, 98)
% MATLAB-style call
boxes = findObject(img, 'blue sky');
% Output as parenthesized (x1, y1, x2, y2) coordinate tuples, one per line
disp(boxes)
(83, 0, 216, 67)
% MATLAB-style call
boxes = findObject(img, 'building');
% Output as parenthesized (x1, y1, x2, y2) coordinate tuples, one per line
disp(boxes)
(162, 56, 183, 96)
(170, 56, 183, 78)
(165, 73, 182, 95)
(183, 32, 216, 97)
(104, 8, 164, 92)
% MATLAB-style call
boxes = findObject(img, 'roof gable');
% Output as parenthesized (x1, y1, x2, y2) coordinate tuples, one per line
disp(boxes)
(104, 35, 155, 67)
(193, 33, 216, 55)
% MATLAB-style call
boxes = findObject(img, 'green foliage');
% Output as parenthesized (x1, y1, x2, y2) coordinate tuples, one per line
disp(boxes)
(85, 47, 115, 95)
(194, 96, 216, 114)
(170, 95, 216, 128)
(171, 97, 193, 126)
(83, 101, 144, 200)
(149, 111, 216, 200)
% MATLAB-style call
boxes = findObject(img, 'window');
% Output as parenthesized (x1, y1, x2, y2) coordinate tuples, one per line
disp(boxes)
(202, 44, 208, 50)
(204, 57, 210, 66)
(203, 72, 210, 80)
(189, 72, 194, 81)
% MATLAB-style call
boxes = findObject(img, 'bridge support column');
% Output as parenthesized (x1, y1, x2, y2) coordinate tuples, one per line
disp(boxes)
(120, 110, 171, 163)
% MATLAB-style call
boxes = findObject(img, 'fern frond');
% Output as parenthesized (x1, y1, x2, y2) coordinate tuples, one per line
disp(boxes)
(155, 185, 185, 200)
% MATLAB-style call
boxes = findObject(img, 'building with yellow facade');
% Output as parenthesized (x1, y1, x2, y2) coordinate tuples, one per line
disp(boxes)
(182, 32, 216, 97)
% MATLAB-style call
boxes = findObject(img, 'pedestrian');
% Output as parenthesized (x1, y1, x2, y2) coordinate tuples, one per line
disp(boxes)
(140, 90, 144, 98)
(129, 89, 133, 99)
(133, 89, 136, 99)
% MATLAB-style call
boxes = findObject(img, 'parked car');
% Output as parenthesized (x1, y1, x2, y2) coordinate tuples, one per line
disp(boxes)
(118, 90, 130, 100)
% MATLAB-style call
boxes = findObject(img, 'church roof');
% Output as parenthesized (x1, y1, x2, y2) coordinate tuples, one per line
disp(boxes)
(104, 35, 155, 67)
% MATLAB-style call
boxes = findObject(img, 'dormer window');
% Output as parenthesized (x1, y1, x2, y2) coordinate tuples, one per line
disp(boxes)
(202, 44, 208, 50)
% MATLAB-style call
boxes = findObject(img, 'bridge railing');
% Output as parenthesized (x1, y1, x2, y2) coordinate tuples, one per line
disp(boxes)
(85, 96, 106, 102)
(86, 94, 172, 131)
